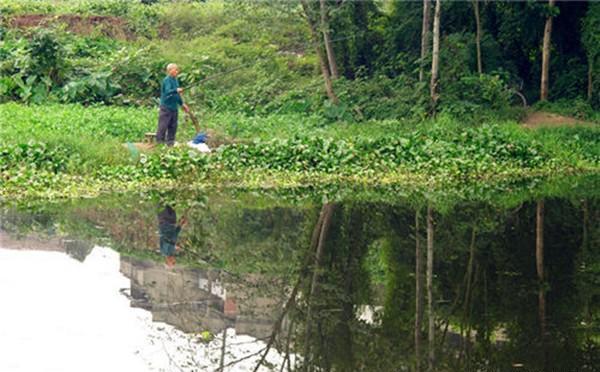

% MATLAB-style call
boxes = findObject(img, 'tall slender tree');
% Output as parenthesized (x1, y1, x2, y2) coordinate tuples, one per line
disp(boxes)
(472, 0, 483, 74)
(582, 4, 600, 102)
(540, 0, 556, 101)
(301, 0, 339, 104)
(320, 0, 339, 79)
(430, 0, 442, 111)
(419, 0, 432, 82)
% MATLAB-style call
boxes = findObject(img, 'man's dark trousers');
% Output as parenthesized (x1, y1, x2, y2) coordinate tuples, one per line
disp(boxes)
(157, 106, 178, 146)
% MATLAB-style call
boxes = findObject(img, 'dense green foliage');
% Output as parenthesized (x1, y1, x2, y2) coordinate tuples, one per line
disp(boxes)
(1, 103, 598, 201)
(1, 0, 597, 118)
(0, 0, 598, 202)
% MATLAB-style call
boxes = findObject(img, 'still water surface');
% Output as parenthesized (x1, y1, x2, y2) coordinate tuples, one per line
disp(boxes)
(0, 189, 598, 372)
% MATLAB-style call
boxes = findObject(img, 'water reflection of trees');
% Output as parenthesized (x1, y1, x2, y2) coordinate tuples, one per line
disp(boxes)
(10, 192, 596, 371)
(286, 198, 599, 372)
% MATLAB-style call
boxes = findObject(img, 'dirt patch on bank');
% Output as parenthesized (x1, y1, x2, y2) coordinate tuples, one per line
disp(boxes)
(521, 111, 588, 129)
(124, 128, 239, 153)
(7, 14, 134, 40)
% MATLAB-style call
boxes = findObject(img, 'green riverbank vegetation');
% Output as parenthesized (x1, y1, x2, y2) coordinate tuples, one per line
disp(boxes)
(0, 0, 599, 201)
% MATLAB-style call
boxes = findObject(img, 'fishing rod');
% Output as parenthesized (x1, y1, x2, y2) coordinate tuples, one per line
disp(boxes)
(167, 27, 376, 96)
(166, 62, 257, 98)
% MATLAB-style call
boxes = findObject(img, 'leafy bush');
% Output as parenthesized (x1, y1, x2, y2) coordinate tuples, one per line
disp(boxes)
(334, 75, 429, 121)
(139, 147, 210, 179)
(440, 73, 514, 120)
(212, 121, 550, 175)
(534, 125, 600, 164)
(0, 142, 73, 173)
(533, 98, 599, 122)
(27, 28, 67, 83)
(0, 28, 69, 103)
(215, 137, 360, 172)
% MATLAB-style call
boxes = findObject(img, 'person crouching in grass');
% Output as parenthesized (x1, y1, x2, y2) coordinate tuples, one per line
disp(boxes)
(157, 63, 189, 146)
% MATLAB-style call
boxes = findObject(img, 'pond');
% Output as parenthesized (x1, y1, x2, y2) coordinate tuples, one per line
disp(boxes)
(0, 185, 598, 372)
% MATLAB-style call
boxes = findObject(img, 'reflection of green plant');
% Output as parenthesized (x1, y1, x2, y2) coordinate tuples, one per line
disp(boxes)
(198, 331, 214, 343)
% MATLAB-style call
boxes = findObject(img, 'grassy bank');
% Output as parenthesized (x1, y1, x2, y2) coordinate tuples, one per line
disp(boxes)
(1, 103, 598, 202)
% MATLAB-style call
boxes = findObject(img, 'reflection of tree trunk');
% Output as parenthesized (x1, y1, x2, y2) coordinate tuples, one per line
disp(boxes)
(472, 0, 482, 74)
(303, 203, 337, 370)
(540, 0, 555, 101)
(301, 0, 339, 104)
(253, 204, 335, 372)
(426, 205, 435, 371)
(536, 201, 544, 283)
(582, 199, 590, 320)
(320, 0, 338, 79)
(280, 320, 294, 372)
(582, 200, 589, 248)
(462, 228, 477, 360)
(536, 200, 547, 369)
(220, 327, 227, 371)
(483, 270, 489, 342)
(419, 0, 431, 82)
(415, 210, 424, 372)
(430, 0, 442, 110)
(206, 271, 214, 317)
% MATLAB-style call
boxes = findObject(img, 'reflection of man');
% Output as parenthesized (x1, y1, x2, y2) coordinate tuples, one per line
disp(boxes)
(158, 205, 187, 268)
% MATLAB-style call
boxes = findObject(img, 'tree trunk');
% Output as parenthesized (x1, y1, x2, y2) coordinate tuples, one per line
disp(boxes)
(301, 0, 339, 105)
(430, 0, 442, 110)
(419, 0, 432, 82)
(320, 0, 339, 79)
(540, 0, 556, 101)
(426, 205, 435, 372)
(415, 210, 424, 372)
(472, 0, 483, 74)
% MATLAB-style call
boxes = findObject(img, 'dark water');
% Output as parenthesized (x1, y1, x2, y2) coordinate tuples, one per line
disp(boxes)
(1, 189, 599, 372)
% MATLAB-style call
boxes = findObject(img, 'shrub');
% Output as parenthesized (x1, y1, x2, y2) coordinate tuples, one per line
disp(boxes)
(0, 142, 73, 173)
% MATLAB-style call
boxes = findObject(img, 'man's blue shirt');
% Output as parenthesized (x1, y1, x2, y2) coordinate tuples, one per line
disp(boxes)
(159, 223, 181, 256)
(159, 76, 183, 111)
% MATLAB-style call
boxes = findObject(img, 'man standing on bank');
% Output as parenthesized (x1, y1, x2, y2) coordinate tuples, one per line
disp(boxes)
(157, 63, 189, 146)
